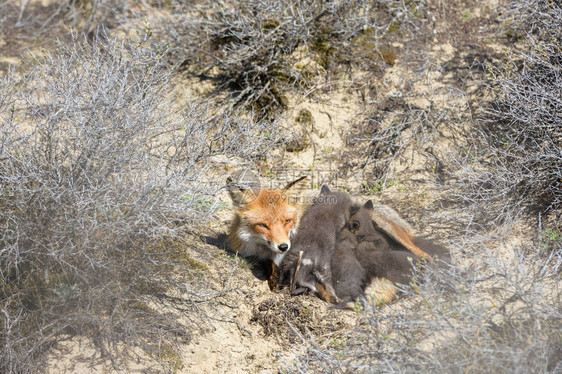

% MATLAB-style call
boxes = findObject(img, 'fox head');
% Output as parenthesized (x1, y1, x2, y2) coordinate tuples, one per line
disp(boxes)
(346, 199, 375, 242)
(227, 176, 309, 256)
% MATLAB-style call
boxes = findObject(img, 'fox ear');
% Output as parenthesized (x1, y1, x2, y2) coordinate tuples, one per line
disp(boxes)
(364, 200, 374, 210)
(349, 205, 360, 216)
(320, 184, 331, 195)
(226, 177, 256, 208)
(282, 176, 309, 197)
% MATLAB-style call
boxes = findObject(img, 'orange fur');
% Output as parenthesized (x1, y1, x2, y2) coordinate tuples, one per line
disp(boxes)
(371, 212, 431, 259)
(227, 177, 308, 265)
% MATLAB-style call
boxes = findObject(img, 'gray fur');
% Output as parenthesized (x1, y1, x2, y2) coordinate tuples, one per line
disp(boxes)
(331, 201, 451, 306)
(331, 228, 367, 305)
(279, 185, 355, 301)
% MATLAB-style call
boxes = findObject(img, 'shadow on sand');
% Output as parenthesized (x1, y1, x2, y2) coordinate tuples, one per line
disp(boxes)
(200, 233, 272, 281)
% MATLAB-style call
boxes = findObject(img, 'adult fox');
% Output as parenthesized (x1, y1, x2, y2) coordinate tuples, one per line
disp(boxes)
(226, 175, 309, 266)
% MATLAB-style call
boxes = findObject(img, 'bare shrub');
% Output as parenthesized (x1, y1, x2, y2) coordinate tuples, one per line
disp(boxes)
(167, 0, 371, 115)
(454, 0, 561, 221)
(348, 80, 469, 192)
(340, 1, 468, 190)
(0, 34, 281, 372)
(162, 0, 428, 116)
(0, 0, 151, 55)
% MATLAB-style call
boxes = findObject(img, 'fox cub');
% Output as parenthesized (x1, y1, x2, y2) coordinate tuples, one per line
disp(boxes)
(333, 200, 451, 307)
(278, 185, 358, 303)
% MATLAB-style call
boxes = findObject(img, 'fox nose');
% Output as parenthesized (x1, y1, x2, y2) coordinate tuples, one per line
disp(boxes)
(278, 243, 289, 252)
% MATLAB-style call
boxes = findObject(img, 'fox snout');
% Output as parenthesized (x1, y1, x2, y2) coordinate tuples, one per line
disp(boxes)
(267, 241, 290, 253)
(258, 222, 294, 254)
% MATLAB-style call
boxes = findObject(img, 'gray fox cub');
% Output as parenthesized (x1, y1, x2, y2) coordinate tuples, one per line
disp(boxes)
(278, 185, 357, 303)
(332, 200, 450, 308)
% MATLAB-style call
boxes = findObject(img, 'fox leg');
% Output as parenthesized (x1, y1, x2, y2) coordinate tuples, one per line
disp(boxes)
(289, 261, 322, 297)
(287, 258, 339, 304)
(315, 283, 339, 304)
(267, 261, 280, 291)
(290, 277, 336, 304)
(292, 258, 339, 303)
(278, 260, 296, 290)
(312, 264, 339, 304)
(290, 276, 338, 305)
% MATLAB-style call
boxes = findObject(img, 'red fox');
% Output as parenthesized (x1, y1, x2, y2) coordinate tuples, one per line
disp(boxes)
(226, 176, 309, 266)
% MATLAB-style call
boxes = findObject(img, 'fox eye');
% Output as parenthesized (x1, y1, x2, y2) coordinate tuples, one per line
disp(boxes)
(256, 223, 269, 229)
(349, 221, 360, 231)
(285, 218, 293, 224)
